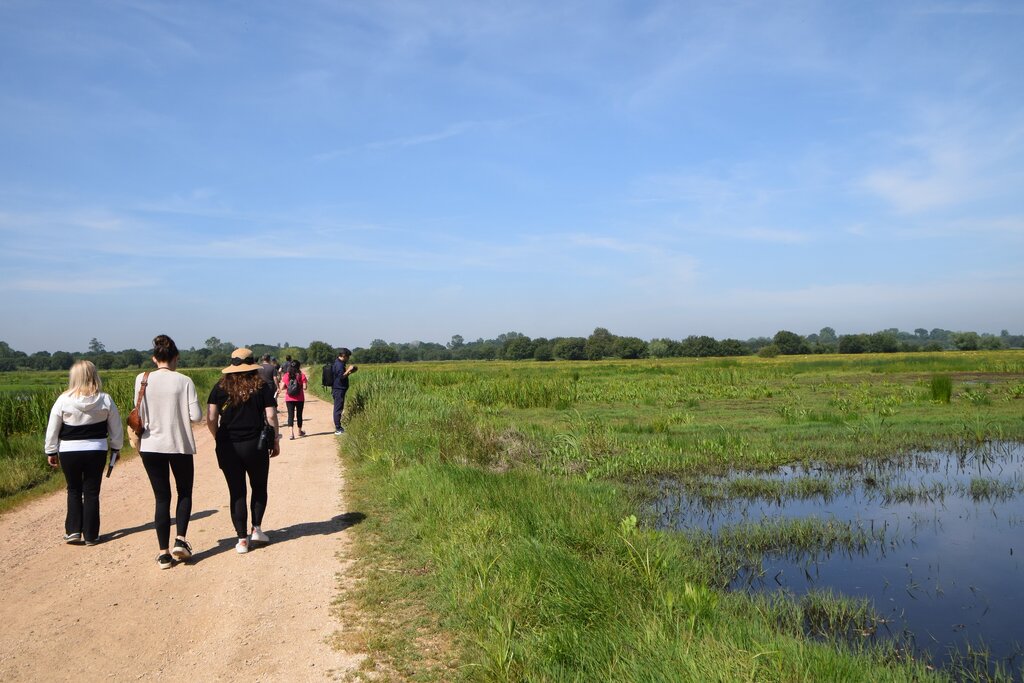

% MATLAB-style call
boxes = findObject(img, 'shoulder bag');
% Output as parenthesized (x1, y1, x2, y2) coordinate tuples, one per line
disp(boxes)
(126, 372, 150, 449)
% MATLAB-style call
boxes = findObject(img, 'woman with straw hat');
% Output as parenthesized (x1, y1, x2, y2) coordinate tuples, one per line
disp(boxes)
(206, 348, 279, 554)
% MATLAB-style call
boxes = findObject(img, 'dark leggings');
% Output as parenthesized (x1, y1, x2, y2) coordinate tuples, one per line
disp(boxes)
(286, 401, 304, 429)
(59, 449, 106, 541)
(216, 437, 270, 538)
(140, 453, 194, 550)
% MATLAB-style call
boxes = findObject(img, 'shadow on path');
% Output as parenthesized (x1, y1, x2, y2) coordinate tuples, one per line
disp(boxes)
(187, 512, 366, 563)
(100, 508, 219, 543)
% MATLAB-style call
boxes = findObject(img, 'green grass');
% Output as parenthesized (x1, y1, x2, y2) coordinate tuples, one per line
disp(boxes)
(0, 368, 222, 508)
(330, 351, 1024, 681)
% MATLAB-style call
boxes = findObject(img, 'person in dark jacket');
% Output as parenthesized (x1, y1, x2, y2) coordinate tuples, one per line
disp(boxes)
(331, 348, 357, 434)
(44, 360, 123, 545)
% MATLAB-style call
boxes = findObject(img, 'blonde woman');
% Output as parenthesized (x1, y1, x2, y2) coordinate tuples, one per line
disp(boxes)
(44, 360, 123, 545)
(136, 335, 202, 569)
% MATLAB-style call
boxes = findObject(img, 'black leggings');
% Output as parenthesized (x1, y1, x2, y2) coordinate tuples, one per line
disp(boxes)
(286, 401, 304, 429)
(216, 437, 270, 538)
(140, 453, 194, 550)
(59, 449, 106, 541)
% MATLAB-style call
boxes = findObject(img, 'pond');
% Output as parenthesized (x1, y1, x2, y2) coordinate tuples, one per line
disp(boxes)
(650, 442, 1024, 676)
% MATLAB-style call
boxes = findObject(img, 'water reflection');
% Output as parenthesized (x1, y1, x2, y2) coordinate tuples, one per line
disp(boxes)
(650, 442, 1024, 675)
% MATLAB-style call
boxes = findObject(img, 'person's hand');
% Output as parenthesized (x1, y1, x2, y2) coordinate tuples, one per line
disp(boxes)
(271, 441, 280, 458)
(47, 454, 59, 469)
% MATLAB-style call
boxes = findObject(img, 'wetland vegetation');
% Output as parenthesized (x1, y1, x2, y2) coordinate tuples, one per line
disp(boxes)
(4, 350, 1023, 680)
(327, 351, 1024, 681)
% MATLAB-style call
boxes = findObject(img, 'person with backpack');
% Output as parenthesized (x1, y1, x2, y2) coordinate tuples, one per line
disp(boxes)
(279, 359, 308, 439)
(328, 348, 357, 435)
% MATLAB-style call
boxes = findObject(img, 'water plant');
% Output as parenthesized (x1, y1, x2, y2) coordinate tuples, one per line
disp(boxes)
(929, 374, 953, 403)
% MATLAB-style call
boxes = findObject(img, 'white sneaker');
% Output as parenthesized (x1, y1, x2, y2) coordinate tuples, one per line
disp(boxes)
(250, 527, 270, 544)
(235, 538, 249, 554)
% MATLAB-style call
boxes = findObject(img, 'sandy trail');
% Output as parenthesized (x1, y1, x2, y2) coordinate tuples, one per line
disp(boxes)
(0, 392, 363, 681)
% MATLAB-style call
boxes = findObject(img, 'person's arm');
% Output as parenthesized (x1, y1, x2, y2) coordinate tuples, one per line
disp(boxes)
(206, 404, 219, 440)
(186, 378, 202, 423)
(44, 396, 63, 467)
(105, 395, 124, 451)
(265, 404, 280, 457)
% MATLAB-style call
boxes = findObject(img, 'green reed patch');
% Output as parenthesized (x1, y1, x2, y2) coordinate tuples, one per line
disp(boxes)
(930, 374, 953, 403)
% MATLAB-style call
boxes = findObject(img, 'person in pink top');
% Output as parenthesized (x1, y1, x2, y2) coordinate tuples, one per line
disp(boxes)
(279, 360, 308, 440)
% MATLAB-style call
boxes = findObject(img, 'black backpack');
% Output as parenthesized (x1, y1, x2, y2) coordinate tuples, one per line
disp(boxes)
(321, 362, 335, 387)
(287, 371, 302, 398)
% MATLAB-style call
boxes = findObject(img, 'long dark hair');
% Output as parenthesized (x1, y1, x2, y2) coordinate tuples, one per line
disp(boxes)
(287, 360, 301, 383)
(220, 371, 263, 407)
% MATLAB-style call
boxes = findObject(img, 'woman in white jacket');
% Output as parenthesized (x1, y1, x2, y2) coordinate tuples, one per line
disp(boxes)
(44, 360, 123, 545)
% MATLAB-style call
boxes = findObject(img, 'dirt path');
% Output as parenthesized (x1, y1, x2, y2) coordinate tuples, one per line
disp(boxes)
(0, 392, 364, 681)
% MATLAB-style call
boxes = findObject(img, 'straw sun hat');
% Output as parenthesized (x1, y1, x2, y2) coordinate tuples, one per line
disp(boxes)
(222, 348, 259, 374)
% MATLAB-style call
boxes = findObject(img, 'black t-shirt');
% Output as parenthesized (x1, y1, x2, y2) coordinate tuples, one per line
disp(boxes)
(208, 380, 277, 442)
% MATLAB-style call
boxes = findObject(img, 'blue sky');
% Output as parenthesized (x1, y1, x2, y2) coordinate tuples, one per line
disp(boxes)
(1, 1, 1022, 353)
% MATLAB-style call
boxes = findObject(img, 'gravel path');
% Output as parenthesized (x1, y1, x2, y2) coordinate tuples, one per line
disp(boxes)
(0, 392, 363, 681)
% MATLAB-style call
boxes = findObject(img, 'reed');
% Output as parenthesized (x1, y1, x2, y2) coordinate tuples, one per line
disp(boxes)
(930, 374, 953, 403)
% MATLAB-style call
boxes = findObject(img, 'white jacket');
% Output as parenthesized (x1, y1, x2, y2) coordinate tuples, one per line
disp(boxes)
(44, 392, 124, 455)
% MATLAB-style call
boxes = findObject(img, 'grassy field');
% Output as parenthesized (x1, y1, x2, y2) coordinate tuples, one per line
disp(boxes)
(322, 351, 1024, 682)
(0, 367, 222, 510)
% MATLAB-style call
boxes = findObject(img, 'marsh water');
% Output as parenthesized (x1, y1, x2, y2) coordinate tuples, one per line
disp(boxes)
(650, 442, 1024, 674)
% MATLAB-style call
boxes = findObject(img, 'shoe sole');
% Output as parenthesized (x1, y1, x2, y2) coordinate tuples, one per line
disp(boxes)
(171, 549, 191, 561)
(158, 561, 173, 569)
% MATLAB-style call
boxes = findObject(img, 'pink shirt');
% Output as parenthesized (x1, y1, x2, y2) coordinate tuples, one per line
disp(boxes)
(280, 371, 308, 402)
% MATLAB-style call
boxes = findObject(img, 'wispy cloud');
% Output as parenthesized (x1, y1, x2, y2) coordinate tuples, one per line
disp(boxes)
(315, 118, 522, 161)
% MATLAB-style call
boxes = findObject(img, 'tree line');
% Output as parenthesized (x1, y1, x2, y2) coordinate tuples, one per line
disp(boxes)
(2, 327, 1019, 372)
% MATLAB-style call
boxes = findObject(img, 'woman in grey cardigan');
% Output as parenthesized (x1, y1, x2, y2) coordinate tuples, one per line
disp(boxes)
(135, 334, 202, 569)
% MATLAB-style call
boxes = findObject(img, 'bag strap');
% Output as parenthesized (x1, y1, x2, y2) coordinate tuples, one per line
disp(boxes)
(135, 371, 150, 412)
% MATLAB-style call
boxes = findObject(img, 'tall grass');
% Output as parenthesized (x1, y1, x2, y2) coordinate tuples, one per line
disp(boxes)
(0, 368, 222, 507)
(326, 354, 1023, 680)
(930, 374, 953, 403)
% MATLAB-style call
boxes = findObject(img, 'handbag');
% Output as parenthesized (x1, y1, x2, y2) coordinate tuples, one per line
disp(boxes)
(256, 421, 276, 453)
(126, 372, 150, 449)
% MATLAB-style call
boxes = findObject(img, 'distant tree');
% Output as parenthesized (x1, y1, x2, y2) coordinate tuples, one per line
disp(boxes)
(818, 327, 838, 344)
(554, 337, 586, 361)
(306, 341, 335, 364)
(614, 336, 648, 359)
(364, 339, 400, 364)
(952, 331, 980, 351)
(205, 336, 222, 350)
(585, 327, 615, 360)
(915, 328, 929, 340)
(447, 334, 465, 350)
(679, 335, 720, 358)
(980, 335, 1003, 350)
(866, 331, 899, 353)
(502, 335, 534, 360)
(50, 351, 74, 371)
(773, 330, 810, 355)
(838, 334, 867, 354)
(647, 339, 671, 358)
(533, 340, 554, 361)
(88, 338, 105, 353)
(719, 339, 749, 356)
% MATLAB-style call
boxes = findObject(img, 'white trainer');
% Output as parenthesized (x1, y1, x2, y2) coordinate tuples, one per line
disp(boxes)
(250, 526, 270, 544)
(235, 538, 249, 554)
